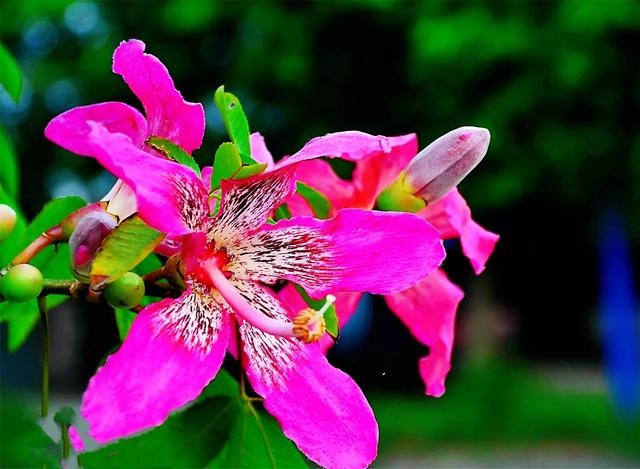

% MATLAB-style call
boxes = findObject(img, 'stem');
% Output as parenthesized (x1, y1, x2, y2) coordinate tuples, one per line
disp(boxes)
(38, 296, 49, 418)
(11, 226, 65, 266)
(40, 279, 177, 299)
(61, 423, 70, 459)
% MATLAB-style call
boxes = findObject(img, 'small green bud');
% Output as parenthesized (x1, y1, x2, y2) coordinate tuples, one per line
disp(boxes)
(103, 272, 145, 309)
(0, 264, 44, 303)
(0, 204, 17, 242)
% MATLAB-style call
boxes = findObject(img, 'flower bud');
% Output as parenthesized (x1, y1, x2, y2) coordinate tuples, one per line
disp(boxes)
(0, 204, 17, 243)
(404, 126, 490, 203)
(102, 179, 137, 220)
(69, 211, 117, 280)
(0, 264, 44, 303)
(103, 272, 145, 309)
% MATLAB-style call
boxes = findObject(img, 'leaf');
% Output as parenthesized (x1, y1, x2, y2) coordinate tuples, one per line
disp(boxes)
(147, 136, 201, 176)
(274, 204, 292, 221)
(211, 401, 307, 469)
(0, 393, 61, 468)
(79, 396, 239, 468)
(0, 126, 19, 201)
(293, 284, 339, 339)
(213, 86, 253, 163)
(234, 163, 267, 180)
(211, 142, 242, 190)
(296, 182, 331, 219)
(114, 308, 136, 341)
(0, 43, 23, 103)
(90, 215, 164, 287)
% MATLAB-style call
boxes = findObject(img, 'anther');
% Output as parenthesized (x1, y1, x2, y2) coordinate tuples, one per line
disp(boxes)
(293, 295, 336, 344)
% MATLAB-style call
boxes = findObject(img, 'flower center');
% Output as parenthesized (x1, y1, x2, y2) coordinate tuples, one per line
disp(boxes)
(293, 295, 335, 343)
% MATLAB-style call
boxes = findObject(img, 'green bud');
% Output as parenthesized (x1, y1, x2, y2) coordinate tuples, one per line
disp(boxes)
(103, 272, 145, 309)
(0, 204, 17, 243)
(0, 264, 44, 303)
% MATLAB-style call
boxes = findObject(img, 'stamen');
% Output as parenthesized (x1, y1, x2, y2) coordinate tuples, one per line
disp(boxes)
(204, 261, 297, 338)
(293, 295, 335, 344)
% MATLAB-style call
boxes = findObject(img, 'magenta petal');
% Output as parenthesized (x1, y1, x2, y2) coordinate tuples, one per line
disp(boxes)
(112, 39, 205, 154)
(82, 288, 231, 443)
(293, 159, 358, 215)
(238, 286, 378, 469)
(421, 188, 499, 274)
(45, 102, 148, 153)
(209, 166, 297, 240)
(86, 122, 208, 235)
(68, 426, 85, 452)
(385, 269, 463, 397)
(250, 132, 275, 169)
(229, 209, 445, 298)
(286, 131, 394, 164)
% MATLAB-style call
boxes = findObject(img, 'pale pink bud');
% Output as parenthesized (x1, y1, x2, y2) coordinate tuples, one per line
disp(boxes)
(404, 126, 490, 203)
(69, 211, 117, 279)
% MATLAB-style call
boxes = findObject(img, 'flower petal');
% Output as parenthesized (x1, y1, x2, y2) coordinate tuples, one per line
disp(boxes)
(82, 284, 231, 442)
(420, 188, 499, 274)
(227, 208, 445, 298)
(45, 102, 148, 153)
(86, 122, 208, 235)
(250, 132, 275, 169)
(384, 269, 463, 397)
(286, 130, 394, 164)
(208, 166, 297, 244)
(238, 282, 378, 468)
(112, 39, 205, 153)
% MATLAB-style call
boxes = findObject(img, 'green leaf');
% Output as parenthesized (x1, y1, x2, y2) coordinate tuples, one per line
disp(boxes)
(79, 396, 239, 468)
(211, 401, 307, 469)
(0, 43, 23, 103)
(274, 204, 292, 221)
(147, 136, 201, 176)
(0, 393, 61, 468)
(213, 86, 253, 163)
(296, 182, 331, 219)
(24, 196, 86, 253)
(0, 126, 19, 201)
(292, 284, 339, 339)
(114, 308, 136, 340)
(90, 215, 164, 287)
(234, 163, 267, 180)
(211, 142, 243, 190)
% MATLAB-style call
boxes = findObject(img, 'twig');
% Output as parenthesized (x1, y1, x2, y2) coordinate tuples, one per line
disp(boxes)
(37, 296, 49, 418)
(11, 226, 65, 266)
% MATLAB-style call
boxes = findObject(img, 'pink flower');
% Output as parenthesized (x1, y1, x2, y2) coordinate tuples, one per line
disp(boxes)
(45, 39, 205, 220)
(47, 106, 445, 466)
(285, 129, 499, 397)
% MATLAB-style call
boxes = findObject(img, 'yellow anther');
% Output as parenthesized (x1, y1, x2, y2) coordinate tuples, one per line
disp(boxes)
(293, 308, 326, 343)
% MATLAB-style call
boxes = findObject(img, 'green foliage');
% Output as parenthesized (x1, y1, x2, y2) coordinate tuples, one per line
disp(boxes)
(234, 162, 267, 180)
(212, 142, 243, 190)
(90, 215, 164, 287)
(0, 394, 60, 468)
(147, 136, 201, 176)
(210, 402, 307, 469)
(296, 182, 331, 219)
(0, 42, 23, 103)
(53, 406, 76, 425)
(0, 127, 19, 201)
(293, 284, 339, 338)
(214, 86, 253, 163)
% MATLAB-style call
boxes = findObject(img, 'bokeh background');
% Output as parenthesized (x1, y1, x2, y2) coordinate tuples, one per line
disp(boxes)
(2, 0, 640, 466)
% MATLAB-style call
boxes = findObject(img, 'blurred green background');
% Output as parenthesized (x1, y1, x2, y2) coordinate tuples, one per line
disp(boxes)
(1, 0, 640, 466)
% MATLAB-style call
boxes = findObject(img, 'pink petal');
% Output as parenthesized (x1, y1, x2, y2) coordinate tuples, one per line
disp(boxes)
(112, 39, 205, 154)
(82, 285, 231, 443)
(228, 209, 445, 299)
(86, 122, 208, 235)
(250, 132, 275, 169)
(209, 166, 297, 241)
(384, 269, 464, 397)
(238, 284, 378, 468)
(292, 159, 357, 215)
(68, 426, 85, 452)
(286, 130, 394, 164)
(420, 188, 499, 274)
(45, 102, 148, 152)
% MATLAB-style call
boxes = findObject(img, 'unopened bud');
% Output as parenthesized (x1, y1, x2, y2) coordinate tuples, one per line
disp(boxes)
(69, 212, 117, 279)
(404, 126, 490, 203)
(0, 204, 17, 243)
